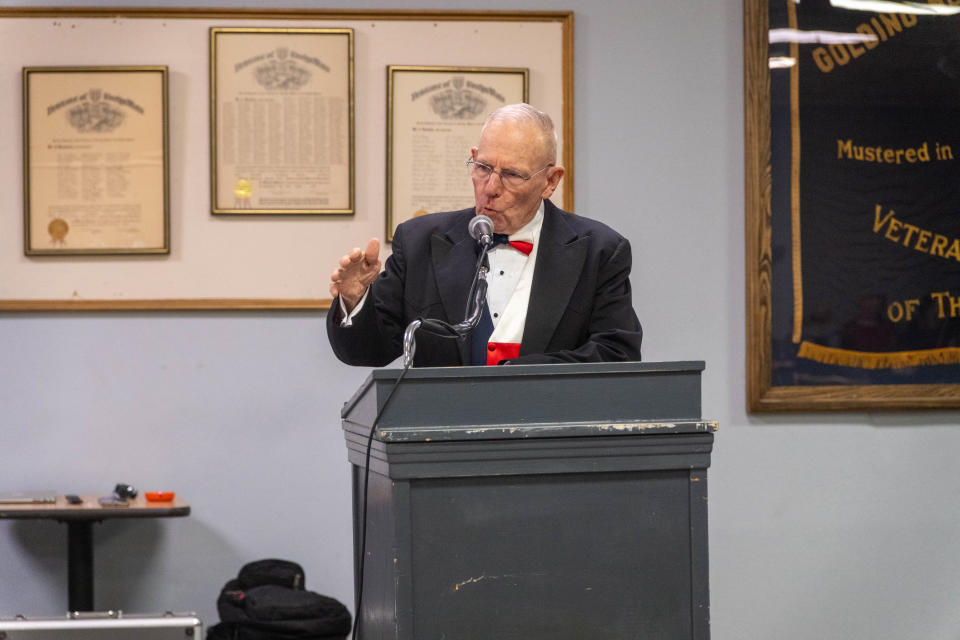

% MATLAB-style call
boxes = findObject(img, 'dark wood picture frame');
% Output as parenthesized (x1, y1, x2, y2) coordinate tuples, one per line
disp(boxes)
(745, 0, 960, 411)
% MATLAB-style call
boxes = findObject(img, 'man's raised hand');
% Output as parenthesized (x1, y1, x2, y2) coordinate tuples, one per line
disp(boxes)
(330, 238, 381, 313)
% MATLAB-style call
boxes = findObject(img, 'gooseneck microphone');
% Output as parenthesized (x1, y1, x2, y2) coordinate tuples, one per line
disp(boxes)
(402, 214, 494, 366)
(468, 214, 494, 248)
(461, 214, 494, 329)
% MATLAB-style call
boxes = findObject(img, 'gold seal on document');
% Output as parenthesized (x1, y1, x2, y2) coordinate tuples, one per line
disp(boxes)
(234, 179, 252, 208)
(413, 208, 429, 218)
(48, 218, 69, 245)
(235, 179, 252, 199)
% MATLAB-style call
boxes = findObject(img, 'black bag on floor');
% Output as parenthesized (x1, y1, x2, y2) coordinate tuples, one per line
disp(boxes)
(207, 559, 351, 640)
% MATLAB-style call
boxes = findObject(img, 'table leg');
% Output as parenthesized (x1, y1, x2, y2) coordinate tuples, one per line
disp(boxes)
(66, 521, 94, 611)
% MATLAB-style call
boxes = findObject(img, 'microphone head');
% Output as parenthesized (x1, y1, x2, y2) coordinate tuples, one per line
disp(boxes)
(468, 215, 494, 246)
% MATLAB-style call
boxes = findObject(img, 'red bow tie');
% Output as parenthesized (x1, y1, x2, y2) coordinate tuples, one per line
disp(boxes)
(493, 234, 533, 255)
(508, 240, 533, 255)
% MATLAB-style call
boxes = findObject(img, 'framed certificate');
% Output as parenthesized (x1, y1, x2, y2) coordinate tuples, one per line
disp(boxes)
(745, 0, 960, 410)
(210, 27, 355, 215)
(0, 8, 570, 311)
(23, 66, 169, 255)
(386, 66, 528, 241)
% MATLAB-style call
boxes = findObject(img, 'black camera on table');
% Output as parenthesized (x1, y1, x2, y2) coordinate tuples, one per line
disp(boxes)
(113, 483, 138, 500)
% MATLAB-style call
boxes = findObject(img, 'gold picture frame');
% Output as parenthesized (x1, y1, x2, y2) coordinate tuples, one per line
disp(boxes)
(210, 27, 355, 215)
(0, 8, 572, 312)
(23, 66, 169, 255)
(385, 66, 529, 242)
(745, 0, 960, 411)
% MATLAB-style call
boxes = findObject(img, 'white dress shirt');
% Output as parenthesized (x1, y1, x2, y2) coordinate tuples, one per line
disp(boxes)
(485, 202, 544, 345)
(340, 201, 545, 338)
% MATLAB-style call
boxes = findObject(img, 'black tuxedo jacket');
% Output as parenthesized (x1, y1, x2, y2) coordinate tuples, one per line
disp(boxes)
(327, 199, 642, 367)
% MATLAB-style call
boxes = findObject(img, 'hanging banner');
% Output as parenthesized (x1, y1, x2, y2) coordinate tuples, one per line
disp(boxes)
(748, 0, 960, 410)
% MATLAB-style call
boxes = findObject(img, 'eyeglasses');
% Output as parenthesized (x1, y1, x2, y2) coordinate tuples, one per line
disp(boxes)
(466, 159, 553, 189)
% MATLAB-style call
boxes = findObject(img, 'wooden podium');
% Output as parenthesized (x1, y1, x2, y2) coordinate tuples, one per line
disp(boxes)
(341, 361, 717, 639)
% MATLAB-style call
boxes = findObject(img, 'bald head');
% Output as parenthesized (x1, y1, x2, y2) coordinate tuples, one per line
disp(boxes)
(471, 104, 565, 234)
(480, 103, 558, 165)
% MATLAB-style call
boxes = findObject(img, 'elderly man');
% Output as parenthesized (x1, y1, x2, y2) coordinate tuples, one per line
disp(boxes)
(327, 103, 642, 367)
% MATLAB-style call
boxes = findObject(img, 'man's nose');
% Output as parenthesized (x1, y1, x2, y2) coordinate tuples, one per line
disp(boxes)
(483, 171, 503, 195)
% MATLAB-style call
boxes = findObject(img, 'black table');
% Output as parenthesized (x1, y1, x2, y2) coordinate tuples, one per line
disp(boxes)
(0, 494, 190, 611)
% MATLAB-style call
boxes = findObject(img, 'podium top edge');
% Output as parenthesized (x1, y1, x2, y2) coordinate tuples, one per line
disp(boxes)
(340, 361, 705, 419)
(369, 360, 705, 380)
(347, 418, 719, 443)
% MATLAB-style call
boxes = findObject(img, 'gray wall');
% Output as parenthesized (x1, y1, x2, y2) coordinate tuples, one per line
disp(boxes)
(3, 1, 960, 639)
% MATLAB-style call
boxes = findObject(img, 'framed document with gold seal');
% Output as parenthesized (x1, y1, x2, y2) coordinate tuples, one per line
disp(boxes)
(386, 66, 528, 242)
(22, 66, 170, 255)
(210, 27, 355, 216)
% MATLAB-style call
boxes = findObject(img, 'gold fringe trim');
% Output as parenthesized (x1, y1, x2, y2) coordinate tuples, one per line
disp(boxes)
(789, 0, 803, 344)
(798, 341, 960, 369)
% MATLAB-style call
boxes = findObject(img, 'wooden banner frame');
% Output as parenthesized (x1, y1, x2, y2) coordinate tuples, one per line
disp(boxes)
(744, 0, 960, 411)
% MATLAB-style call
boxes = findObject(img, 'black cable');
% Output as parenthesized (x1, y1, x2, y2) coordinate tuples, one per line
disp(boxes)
(351, 360, 412, 640)
(352, 241, 489, 638)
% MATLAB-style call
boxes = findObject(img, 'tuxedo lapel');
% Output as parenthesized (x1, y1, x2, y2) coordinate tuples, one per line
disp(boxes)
(430, 210, 477, 364)
(521, 201, 588, 355)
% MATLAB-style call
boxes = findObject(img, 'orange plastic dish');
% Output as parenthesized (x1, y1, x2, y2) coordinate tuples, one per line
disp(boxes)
(145, 491, 175, 502)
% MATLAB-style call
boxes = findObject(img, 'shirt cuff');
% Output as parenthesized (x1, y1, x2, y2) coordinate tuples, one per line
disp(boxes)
(338, 288, 370, 327)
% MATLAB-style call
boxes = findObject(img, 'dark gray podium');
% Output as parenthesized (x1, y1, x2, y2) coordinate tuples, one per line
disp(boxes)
(341, 361, 716, 640)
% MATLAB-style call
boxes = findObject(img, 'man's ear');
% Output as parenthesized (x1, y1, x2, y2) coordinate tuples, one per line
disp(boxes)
(541, 166, 565, 199)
